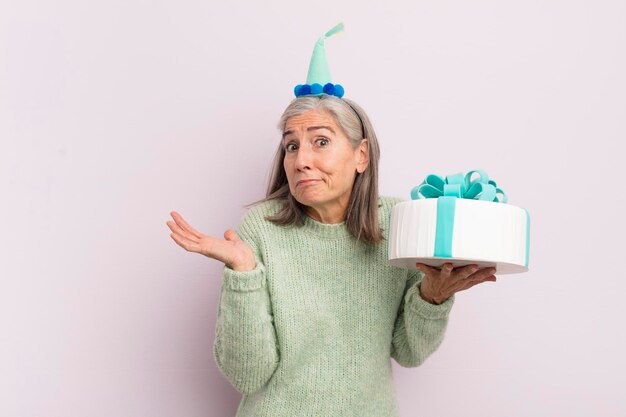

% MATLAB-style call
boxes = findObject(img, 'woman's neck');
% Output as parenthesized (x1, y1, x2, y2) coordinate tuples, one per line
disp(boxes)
(305, 202, 347, 224)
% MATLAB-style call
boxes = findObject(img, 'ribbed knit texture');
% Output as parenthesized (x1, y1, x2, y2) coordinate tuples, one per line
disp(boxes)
(213, 196, 455, 417)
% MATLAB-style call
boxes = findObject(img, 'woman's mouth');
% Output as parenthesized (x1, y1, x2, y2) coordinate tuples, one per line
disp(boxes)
(297, 179, 321, 186)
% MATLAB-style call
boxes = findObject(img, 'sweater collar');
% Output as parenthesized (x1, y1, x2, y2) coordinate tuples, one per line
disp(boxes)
(301, 214, 353, 239)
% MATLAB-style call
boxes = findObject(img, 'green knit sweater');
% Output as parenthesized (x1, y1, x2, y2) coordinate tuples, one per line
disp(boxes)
(213, 196, 455, 416)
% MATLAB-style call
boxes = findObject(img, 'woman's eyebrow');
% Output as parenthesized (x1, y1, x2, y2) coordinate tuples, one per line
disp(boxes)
(282, 125, 335, 139)
(307, 125, 335, 134)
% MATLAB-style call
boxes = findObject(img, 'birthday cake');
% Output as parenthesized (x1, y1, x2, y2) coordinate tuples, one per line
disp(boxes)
(388, 170, 530, 274)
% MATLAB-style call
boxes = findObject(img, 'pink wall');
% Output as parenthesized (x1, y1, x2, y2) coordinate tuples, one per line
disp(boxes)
(1, 1, 624, 416)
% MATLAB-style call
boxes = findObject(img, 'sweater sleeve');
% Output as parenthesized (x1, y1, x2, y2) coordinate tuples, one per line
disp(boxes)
(212, 212, 280, 394)
(390, 268, 455, 367)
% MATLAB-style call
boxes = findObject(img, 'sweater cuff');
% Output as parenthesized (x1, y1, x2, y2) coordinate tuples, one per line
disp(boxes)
(222, 263, 266, 292)
(405, 282, 455, 319)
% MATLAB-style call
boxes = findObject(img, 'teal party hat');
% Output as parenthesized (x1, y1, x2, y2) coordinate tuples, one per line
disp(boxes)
(294, 22, 345, 98)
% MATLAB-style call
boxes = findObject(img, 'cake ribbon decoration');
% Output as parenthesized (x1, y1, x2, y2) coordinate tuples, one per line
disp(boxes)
(408, 169, 517, 259)
(410, 169, 507, 203)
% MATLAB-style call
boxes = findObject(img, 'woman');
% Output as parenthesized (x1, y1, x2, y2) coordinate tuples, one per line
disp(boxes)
(166, 94, 497, 416)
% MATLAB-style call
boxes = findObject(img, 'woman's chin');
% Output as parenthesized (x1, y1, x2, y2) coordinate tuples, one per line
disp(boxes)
(293, 192, 325, 207)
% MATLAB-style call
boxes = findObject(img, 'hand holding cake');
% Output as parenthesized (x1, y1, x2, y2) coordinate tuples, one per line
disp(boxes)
(415, 262, 497, 305)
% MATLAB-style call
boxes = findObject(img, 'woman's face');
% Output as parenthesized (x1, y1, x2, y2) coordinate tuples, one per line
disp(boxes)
(282, 109, 369, 220)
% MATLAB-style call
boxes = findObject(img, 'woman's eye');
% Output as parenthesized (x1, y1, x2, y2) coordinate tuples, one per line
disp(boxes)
(285, 143, 298, 152)
(316, 138, 329, 147)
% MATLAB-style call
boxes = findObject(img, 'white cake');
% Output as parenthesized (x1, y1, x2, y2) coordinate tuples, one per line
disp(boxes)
(388, 197, 530, 274)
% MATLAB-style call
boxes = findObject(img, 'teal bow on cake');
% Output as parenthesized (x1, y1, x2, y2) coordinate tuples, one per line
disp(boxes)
(410, 169, 507, 203)
(409, 169, 508, 259)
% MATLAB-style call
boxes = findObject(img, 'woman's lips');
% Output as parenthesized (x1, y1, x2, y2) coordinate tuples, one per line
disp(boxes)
(296, 179, 321, 186)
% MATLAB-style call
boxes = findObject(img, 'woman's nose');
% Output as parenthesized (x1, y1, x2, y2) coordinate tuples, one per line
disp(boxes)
(294, 145, 313, 171)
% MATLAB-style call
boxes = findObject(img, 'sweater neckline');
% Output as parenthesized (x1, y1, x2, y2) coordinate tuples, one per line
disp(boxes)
(302, 214, 352, 239)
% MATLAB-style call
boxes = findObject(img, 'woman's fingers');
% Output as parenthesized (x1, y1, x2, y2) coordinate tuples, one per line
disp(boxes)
(417, 263, 479, 277)
(415, 263, 447, 277)
(454, 263, 480, 278)
(440, 263, 455, 279)
(170, 230, 203, 253)
(169, 211, 204, 239)
(466, 267, 497, 281)
(167, 213, 222, 258)
(167, 219, 199, 244)
(416, 263, 495, 279)
(166, 213, 255, 270)
(456, 266, 497, 291)
(416, 262, 498, 299)
(459, 274, 497, 291)
(223, 229, 241, 242)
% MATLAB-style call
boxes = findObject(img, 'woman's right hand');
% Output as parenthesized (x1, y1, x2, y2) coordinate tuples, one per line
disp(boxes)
(166, 211, 256, 272)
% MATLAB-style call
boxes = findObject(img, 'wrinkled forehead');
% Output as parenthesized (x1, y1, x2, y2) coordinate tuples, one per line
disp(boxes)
(283, 110, 338, 135)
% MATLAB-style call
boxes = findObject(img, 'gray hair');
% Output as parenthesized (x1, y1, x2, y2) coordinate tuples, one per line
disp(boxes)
(248, 95, 383, 244)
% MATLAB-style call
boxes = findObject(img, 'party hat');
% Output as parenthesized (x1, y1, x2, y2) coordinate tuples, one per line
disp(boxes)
(294, 22, 345, 98)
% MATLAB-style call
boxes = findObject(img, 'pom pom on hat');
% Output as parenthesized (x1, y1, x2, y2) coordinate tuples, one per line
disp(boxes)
(310, 83, 323, 95)
(334, 84, 344, 98)
(300, 84, 311, 95)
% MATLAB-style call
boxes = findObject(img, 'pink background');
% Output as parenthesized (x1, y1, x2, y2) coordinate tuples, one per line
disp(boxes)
(1, 1, 624, 416)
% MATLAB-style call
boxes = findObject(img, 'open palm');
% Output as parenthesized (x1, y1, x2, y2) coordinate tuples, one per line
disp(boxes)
(166, 211, 256, 272)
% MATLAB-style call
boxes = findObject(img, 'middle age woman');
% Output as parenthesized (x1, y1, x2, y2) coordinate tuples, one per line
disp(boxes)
(166, 23, 497, 416)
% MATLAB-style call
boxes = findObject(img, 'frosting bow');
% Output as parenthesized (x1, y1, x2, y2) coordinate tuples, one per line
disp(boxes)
(410, 169, 507, 203)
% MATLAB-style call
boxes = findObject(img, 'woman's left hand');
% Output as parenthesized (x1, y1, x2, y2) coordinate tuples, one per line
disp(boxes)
(415, 262, 497, 305)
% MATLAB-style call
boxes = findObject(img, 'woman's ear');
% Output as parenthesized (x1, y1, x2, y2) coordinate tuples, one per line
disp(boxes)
(356, 139, 370, 173)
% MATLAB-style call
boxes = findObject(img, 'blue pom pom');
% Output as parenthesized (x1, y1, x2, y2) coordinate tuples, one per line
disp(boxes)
(334, 84, 345, 98)
(300, 84, 311, 95)
(294, 84, 303, 97)
(323, 83, 335, 95)
(310, 83, 323, 95)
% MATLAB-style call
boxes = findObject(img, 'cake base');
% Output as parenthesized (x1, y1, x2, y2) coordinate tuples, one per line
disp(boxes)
(389, 256, 528, 274)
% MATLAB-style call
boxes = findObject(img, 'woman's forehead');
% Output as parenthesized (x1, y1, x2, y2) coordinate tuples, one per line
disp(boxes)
(284, 110, 338, 132)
